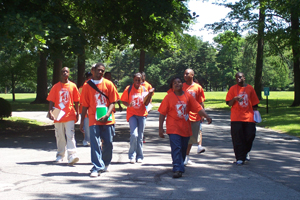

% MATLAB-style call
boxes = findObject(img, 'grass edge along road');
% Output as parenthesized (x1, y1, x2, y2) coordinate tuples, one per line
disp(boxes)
(1, 92, 299, 137)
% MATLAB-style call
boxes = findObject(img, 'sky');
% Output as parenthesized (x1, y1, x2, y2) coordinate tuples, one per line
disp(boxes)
(186, 0, 233, 43)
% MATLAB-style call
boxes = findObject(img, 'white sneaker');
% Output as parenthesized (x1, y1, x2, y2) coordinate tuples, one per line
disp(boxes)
(90, 171, 100, 177)
(55, 156, 63, 163)
(68, 155, 79, 165)
(246, 153, 250, 161)
(83, 140, 90, 146)
(130, 159, 135, 164)
(102, 166, 109, 172)
(137, 158, 143, 163)
(184, 156, 193, 166)
(197, 146, 205, 154)
(236, 160, 244, 165)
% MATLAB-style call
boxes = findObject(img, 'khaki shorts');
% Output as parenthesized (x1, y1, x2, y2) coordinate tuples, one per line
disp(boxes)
(189, 121, 201, 144)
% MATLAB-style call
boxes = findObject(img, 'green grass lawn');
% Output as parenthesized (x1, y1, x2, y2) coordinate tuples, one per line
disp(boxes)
(1, 92, 299, 137)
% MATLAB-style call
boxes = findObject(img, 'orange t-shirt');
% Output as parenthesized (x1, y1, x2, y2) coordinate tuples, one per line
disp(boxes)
(121, 85, 148, 121)
(47, 81, 80, 123)
(158, 92, 203, 137)
(226, 84, 259, 122)
(182, 82, 206, 122)
(141, 81, 152, 91)
(80, 78, 120, 126)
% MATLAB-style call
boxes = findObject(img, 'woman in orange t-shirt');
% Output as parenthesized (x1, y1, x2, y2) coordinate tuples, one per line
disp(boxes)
(121, 73, 154, 164)
(158, 77, 212, 178)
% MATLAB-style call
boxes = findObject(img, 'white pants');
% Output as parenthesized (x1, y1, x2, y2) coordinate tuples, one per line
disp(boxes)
(54, 121, 77, 159)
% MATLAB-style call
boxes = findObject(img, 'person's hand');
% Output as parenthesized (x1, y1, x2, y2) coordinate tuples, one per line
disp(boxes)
(128, 102, 134, 108)
(48, 111, 54, 120)
(75, 112, 79, 123)
(159, 127, 165, 138)
(80, 122, 84, 133)
(206, 117, 212, 124)
(234, 96, 243, 102)
(149, 88, 155, 93)
(99, 115, 109, 122)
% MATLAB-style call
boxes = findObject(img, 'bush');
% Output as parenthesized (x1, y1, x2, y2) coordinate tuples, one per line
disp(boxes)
(0, 98, 12, 119)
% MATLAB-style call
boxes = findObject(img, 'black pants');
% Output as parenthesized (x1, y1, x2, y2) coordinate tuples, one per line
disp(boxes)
(231, 122, 256, 161)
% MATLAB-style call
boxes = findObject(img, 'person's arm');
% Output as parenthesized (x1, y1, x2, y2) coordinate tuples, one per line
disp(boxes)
(227, 96, 243, 107)
(159, 114, 166, 138)
(253, 104, 258, 111)
(80, 106, 88, 133)
(48, 101, 55, 120)
(117, 100, 123, 112)
(144, 88, 155, 106)
(198, 109, 212, 124)
(74, 102, 79, 122)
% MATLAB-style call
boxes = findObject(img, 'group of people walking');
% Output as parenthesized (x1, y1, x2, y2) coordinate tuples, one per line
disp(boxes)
(47, 63, 259, 179)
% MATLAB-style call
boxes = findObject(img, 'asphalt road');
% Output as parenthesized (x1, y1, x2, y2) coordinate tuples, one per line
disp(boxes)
(0, 110, 299, 199)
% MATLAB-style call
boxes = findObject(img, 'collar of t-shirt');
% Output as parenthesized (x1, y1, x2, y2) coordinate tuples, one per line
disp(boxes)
(92, 78, 103, 85)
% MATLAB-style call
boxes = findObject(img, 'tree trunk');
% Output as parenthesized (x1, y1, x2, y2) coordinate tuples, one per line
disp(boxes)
(254, 5, 265, 100)
(77, 49, 85, 88)
(139, 49, 145, 72)
(11, 72, 15, 101)
(31, 51, 48, 104)
(290, 4, 300, 106)
(52, 58, 62, 86)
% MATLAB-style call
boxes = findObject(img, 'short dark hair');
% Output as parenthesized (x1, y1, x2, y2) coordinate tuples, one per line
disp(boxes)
(169, 77, 182, 89)
(85, 72, 92, 79)
(95, 62, 105, 68)
(133, 72, 142, 78)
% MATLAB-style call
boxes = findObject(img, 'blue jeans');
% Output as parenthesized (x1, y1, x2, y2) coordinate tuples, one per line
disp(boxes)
(128, 115, 146, 160)
(82, 115, 90, 143)
(169, 134, 190, 173)
(89, 125, 115, 172)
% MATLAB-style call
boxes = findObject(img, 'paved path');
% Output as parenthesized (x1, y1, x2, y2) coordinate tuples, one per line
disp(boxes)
(0, 110, 299, 199)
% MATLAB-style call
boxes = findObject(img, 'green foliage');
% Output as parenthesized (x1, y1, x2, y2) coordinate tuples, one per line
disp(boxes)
(0, 98, 12, 119)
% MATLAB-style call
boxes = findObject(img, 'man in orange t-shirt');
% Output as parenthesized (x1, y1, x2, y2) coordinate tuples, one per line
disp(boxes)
(182, 69, 206, 165)
(80, 63, 120, 177)
(47, 67, 80, 165)
(226, 72, 259, 165)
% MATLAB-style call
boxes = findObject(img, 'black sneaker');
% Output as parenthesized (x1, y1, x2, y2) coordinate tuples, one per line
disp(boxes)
(173, 171, 182, 178)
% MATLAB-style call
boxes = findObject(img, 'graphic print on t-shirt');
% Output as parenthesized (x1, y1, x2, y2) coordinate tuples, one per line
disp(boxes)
(238, 92, 249, 107)
(131, 94, 143, 109)
(187, 90, 196, 99)
(59, 88, 70, 105)
(95, 92, 107, 106)
(176, 101, 187, 118)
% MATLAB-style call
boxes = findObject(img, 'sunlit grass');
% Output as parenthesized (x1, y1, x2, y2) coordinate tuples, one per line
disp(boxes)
(1, 92, 299, 136)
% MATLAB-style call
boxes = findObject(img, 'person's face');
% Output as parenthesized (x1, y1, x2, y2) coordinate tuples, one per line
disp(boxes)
(184, 70, 193, 82)
(172, 78, 183, 91)
(61, 67, 69, 80)
(94, 65, 105, 80)
(133, 76, 142, 88)
(236, 73, 245, 86)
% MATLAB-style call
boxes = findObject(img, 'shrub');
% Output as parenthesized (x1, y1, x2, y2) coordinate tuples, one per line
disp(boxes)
(0, 98, 12, 120)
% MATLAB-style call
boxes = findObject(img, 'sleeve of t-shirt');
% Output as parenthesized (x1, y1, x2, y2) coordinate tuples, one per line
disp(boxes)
(120, 86, 130, 102)
(225, 86, 235, 102)
(158, 95, 169, 116)
(199, 87, 206, 102)
(107, 81, 120, 103)
(187, 93, 203, 113)
(46, 84, 57, 103)
(73, 84, 80, 102)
